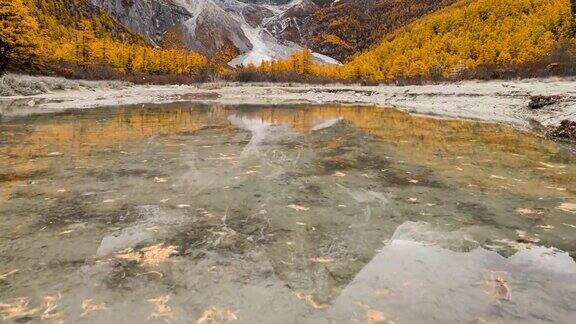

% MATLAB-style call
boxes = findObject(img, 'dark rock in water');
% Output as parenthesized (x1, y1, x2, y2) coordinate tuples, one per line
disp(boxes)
(528, 95, 563, 110)
(547, 119, 576, 142)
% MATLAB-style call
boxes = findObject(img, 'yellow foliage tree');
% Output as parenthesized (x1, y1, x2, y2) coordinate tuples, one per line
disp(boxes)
(0, 0, 39, 74)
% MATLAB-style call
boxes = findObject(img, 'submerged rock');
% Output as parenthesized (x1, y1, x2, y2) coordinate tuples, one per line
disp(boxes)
(547, 119, 576, 142)
(528, 95, 563, 110)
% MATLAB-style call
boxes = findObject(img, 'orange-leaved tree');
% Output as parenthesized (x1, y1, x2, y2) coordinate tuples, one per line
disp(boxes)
(0, 0, 39, 75)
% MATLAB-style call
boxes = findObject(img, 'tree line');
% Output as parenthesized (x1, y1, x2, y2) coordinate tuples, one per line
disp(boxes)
(2, 0, 576, 82)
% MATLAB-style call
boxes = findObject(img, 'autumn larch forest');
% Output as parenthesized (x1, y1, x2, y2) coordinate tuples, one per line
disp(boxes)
(1, 0, 576, 83)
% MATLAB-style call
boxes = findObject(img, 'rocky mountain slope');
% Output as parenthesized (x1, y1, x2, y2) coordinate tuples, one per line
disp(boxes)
(88, 0, 339, 66)
(39, 0, 463, 67)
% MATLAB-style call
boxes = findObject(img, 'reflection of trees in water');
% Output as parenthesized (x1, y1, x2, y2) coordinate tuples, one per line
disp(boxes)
(2, 103, 574, 201)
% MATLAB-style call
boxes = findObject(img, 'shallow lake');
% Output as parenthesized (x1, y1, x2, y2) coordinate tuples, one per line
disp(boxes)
(1, 103, 575, 323)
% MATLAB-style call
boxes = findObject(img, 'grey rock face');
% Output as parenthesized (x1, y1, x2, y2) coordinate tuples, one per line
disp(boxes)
(88, 0, 338, 64)
(88, 0, 192, 46)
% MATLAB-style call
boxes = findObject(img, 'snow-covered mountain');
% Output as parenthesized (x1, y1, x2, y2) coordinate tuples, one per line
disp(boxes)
(89, 0, 340, 66)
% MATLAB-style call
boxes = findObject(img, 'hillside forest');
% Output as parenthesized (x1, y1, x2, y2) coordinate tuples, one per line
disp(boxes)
(1, 0, 576, 83)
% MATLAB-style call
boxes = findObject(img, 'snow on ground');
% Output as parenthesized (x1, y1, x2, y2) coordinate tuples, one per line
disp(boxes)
(1, 74, 575, 131)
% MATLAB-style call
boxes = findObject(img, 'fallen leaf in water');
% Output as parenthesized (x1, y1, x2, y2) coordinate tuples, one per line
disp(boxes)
(537, 225, 555, 230)
(546, 186, 567, 191)
(563, 223, 576, 229)
(81, 299, 108, 317)
(0, 298, 38, 320)
(115, 244, 178, 267)
(364, 309, 390, 324)
(558, 203, 576, 213)
(58, 230, 74, 235)
(296, 222, 306, 226)
(148, 295, 175, 320)
(154, 177, 168, 183)
(102, 199, 115, 203)
(48, 152, 63, 157)
(333, 172, 346, 177)
(539, 162, 565, 169)
(39, 294, 63, 322)
(408, 179, 419, 184)
(516, 208, 535, 215)
(287, 204, 309, 212)
(489, 273, 512, 301)
(196, 307, 238, 324)
(1, 294, 64, 322)
(177, 204, 191, 209)
(245, 170, 259, 175)
(0, 270, 18, 280)
(490, 175, 507, 180)
(309, 257, 334, 263)
(408, 198, 418, 203)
